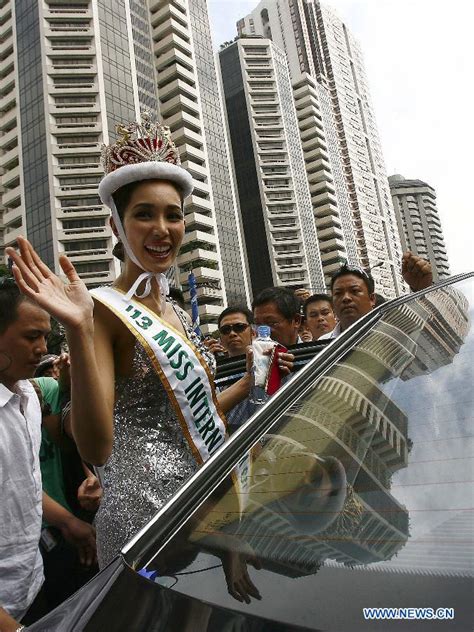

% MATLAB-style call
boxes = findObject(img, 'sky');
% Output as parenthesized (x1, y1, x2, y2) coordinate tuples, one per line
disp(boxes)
(208, 0, 474, 275)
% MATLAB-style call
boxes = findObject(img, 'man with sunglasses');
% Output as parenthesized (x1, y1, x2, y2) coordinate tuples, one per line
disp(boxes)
(216, 303, 295, 433)
(321, 252, 433, 340)
(211, 306, 255, 434)
(217, 306, 254, 358)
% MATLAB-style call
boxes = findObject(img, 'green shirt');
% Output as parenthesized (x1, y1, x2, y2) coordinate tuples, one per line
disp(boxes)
(34, 376, 61, 415)
(34, 377, 72, 520)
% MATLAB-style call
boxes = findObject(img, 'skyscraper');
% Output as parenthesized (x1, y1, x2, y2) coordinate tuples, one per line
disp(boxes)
(237, 0, 406, 297)
(2, 0, 145, 283)
(292, 72, 357, 280)
(0, 0, 249, 330)
(219, 37, 325, 295)
(151, 0, 250, 314)
(389, 174, 450, 281)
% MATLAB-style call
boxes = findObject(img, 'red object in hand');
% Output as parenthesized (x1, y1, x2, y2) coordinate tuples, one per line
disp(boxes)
(266, 344, 288, 396)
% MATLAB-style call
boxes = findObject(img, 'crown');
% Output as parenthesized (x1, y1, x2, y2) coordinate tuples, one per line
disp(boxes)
(101, 111, 181, 174)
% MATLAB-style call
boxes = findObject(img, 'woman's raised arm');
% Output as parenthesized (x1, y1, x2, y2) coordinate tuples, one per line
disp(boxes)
(7, 236, 114, 465)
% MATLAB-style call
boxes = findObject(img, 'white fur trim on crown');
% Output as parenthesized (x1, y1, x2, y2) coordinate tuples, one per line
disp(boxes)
(98, 161, 194, 208)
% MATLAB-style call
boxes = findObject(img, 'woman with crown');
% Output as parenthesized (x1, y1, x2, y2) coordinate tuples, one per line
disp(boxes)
(6, 114, 255, 569)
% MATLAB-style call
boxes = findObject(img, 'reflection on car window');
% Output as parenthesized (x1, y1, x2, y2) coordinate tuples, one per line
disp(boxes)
(140, 280, 473, 630)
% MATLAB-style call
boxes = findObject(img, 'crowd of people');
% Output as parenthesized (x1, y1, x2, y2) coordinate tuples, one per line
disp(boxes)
(0, 114, 433, 630)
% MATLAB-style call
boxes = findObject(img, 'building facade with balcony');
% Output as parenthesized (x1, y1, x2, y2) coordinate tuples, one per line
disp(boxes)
(1, 0, 119, 283)
(150, 0, 250, 318)
(389, 174, 450, 282)
(237, 0, 406, 297)
(218, 37, 325, 296)
(0, 0, 249, 329)
(0, 0, 25, 263)
(292, 73, 357, 281)
(1, 0, 158, 284)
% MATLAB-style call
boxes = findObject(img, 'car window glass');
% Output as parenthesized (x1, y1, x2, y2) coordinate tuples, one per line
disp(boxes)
(138, 280, 473, 631)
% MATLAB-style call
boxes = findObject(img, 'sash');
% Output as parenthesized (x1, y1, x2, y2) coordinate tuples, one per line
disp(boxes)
(91, 286, 227, 464)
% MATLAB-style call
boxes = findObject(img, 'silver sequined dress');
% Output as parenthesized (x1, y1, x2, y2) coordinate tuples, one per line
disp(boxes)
(95, 304, 216, 568)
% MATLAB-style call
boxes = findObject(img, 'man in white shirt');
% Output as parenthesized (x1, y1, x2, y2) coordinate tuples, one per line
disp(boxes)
(0, 279, 98, 631)
(302, 293, 337, 341)
(0, 278, 50, 630)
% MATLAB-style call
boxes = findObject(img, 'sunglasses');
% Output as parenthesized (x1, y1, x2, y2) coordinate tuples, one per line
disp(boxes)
(339, 263, 371, 280)
(336, 261, 375, 293)
(219, 323, 250, 335)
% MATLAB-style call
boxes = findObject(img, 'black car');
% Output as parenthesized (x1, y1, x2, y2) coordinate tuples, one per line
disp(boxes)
(28, 273, 474, 631)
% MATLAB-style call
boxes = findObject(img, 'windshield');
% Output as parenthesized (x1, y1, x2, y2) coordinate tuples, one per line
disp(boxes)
(136, 278, 473, 630)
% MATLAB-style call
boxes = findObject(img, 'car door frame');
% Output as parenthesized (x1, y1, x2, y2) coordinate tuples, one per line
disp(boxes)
(123, 272, 474, 570)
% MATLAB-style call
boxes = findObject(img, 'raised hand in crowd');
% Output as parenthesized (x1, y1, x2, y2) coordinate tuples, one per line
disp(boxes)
(294, 288, 311, 303)
(246, 344, 295, 377)
(402, 251, 433, 291)
(47, 352, 72, 399)
(275, 349, 295, 375)
(6, 236, 94, 332)
(57, 352, 70, 367)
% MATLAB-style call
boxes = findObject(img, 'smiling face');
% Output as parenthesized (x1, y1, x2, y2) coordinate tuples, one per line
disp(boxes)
(305, 299, 337, 340)
(114, 179, 185, 274)
(0, 301, 50, 391)
(332, 274, 375, 331)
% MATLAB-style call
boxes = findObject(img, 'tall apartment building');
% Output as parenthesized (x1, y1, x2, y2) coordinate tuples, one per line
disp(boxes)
(237, 0, 406, 297)
(389, 174, 450, 282)
(292, 72, 357, 279)
(0, 0, 249, 330)
(151, 0, 250, 312)
(0, 0, 15, 261)
(219, 37, 325, 295)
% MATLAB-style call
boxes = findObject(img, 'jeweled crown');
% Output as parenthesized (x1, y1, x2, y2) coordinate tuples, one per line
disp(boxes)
(101, 111, 181, 174)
